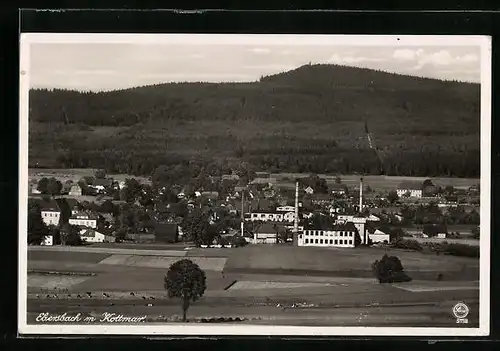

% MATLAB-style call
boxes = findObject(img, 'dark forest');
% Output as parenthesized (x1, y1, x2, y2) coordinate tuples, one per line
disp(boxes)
(28, 64, 480, 178)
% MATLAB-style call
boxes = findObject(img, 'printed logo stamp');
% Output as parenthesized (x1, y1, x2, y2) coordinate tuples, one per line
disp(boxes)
(452, 302, 469, 324)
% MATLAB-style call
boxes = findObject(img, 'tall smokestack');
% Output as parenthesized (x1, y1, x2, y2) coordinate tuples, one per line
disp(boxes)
(240, 191, 244, 236)
(294, 181, 299, 233)
(359, 177, 363, 213)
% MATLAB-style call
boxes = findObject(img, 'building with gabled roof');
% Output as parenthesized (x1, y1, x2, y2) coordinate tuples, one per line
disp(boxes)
(38, 198, 61, 227)
(397, 181, 423, 198)
(69, 211, 99, 229)
(297, 222, 358, 248)
(79, 228, 115, 243)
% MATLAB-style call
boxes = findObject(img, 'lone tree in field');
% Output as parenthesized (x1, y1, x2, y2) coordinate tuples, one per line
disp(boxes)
(164, 259, 207, 322)
(371, 254, 412, 283)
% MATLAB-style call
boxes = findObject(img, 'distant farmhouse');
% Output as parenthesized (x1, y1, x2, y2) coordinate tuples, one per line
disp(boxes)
(328, 183, 347, 195)
(69, 184, 83, 196)
(396, 181, 423, 198)
(79, 228, 115, 243)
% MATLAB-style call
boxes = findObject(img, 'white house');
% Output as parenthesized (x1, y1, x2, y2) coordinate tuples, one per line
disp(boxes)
(251, 222, 286, 244)
(79, 228, 115, 243)
(297, 222, 358, 248)
(246, 212, 284, 222)
(367, 214, 381, 222)
(41, 235, 53, 246)
(304, 186, 314, 195)
(369, 229, 390, 243)
(396, 181, 423, 198)
(252, 233, 278, 244)
(276, 205, 295, 212)
(69, 184, 83, 196)
(69, 211, 98, 229)
(40, 200, 61, 227)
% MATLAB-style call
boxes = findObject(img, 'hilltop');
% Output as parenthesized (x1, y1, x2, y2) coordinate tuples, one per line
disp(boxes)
(28, 64, 480, 178)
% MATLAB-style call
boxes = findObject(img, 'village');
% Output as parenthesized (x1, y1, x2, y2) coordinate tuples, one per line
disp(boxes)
(27, 168, 481, 249)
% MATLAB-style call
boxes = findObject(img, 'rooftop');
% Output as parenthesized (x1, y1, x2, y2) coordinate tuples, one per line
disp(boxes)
(397, 181, 423, 190)
(38, 199, 60, 212)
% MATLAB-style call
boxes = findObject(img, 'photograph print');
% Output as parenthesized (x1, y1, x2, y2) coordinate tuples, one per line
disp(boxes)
(18, 34, 491, 336)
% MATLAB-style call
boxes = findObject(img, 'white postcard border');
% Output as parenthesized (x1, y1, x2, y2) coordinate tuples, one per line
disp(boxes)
(18, 33, 492, 337)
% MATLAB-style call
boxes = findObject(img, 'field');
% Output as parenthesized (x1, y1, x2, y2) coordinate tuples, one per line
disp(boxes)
(28, 168, 479, 192)
(26, 244, 480, 327)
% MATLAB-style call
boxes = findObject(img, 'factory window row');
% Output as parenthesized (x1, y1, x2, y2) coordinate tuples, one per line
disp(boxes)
(304, 238, 353, 245)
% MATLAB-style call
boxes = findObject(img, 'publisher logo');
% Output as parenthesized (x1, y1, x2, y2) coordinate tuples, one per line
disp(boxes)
(453, 302, 469, 324)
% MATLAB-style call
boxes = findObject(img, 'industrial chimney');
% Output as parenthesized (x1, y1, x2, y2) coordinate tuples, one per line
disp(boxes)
(292, 181, 300, 245)
(294, 181, 299, 233)
(240, 191, 244, 236)
(359, 176, 363, 213)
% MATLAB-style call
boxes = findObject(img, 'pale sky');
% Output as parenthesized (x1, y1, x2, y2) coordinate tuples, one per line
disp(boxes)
(28, 38, 482, 92)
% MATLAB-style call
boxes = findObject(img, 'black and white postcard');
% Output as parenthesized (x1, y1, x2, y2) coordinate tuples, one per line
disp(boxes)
(18, 34, 491, 336)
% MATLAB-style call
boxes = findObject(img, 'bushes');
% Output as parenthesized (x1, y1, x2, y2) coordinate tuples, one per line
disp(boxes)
(228, 235, 248, 247)
(392, 239, 423, 252)
(440, 243, 479, 258)
(372, 254, 412, 283)
(422, 241, 479, 258)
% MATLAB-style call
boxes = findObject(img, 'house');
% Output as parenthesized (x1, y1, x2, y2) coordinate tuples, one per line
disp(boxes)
(222, 173, 240, 181)
(311, 193, 333, 205)
(176, 188, 186, 199)
(297, 222, 358, 248)
(396, 181, 423, 198)
(69, 211, 99, 229)
(154, 223, 179, 243)
(468, 184, 480, 195)
(370, 229, 390, 243)
(69, 184, 83, 196)
(252, 222, 285, 244)
(276, 205, 295, 212)
(328, 183, 347, 195)
(79, 228, 115, 243)
(90, 179, 113, 193)
(367, 214, 380, 222)
(304, 186, 314, 195)
(335, 214, 372, 244)
(201, 191, 219, 201)
(366, 223, 390, 243)
(41, 235, 53, 246)
(39, 199, 61, 227)
(30, 181, 41, 195)
(246, 211, 284, 222)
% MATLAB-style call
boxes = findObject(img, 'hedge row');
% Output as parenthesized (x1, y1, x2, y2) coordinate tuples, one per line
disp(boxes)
(392, 239, 479, 258)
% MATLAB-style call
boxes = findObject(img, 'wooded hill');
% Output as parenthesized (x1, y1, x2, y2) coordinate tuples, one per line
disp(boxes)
(28, 64, 480, 178)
